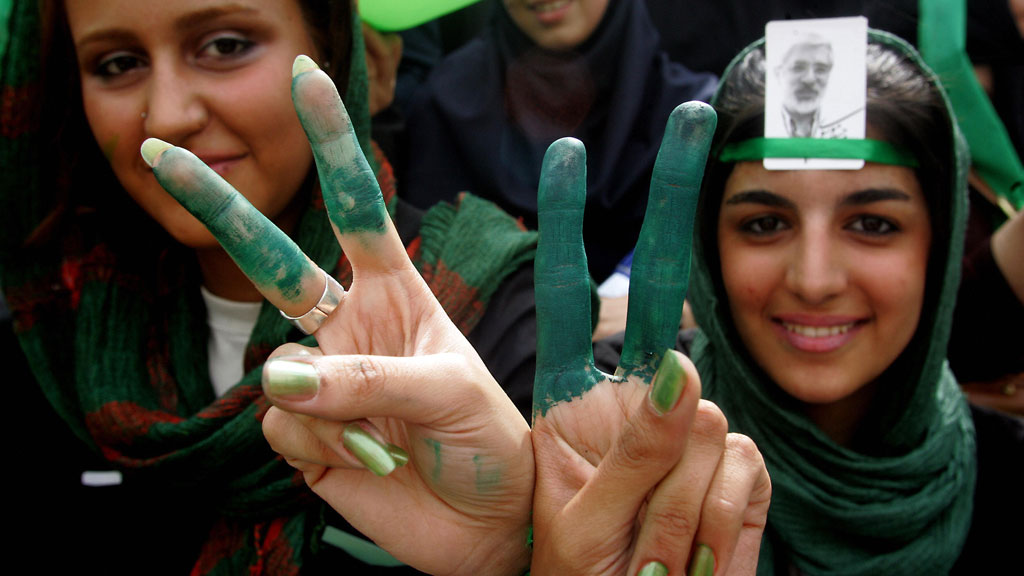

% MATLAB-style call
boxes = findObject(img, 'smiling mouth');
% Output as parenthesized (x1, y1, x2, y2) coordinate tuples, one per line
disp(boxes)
(781, 322, 855, 338)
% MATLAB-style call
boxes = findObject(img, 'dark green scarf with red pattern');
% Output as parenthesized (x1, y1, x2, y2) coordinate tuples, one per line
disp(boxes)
(0, 1, 536, 573)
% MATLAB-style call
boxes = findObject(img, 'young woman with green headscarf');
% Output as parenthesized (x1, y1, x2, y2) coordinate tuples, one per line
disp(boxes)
(680, 30, 1022, 575)
(0, 0, 539, 573)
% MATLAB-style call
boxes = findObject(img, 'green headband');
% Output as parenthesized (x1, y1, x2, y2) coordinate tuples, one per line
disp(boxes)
(719, 138, 919, 168)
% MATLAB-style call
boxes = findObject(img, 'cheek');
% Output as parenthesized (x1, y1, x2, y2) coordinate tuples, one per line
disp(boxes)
(859, 244, 930, 332)
(82, 91, 139, 172)
(718, 238, 775, 319)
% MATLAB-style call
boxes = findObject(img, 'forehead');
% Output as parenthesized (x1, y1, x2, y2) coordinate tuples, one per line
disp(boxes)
(64, 0, 304, 37)
(782, 43, 833, 66)
(722, 161, 924, 206)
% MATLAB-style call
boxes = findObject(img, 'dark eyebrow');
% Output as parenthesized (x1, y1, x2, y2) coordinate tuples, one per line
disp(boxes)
(723, 190, 797, 210)
(173, 5, 259, 32)
(75, 5, 258, 48)
(840, 188, 911, 206)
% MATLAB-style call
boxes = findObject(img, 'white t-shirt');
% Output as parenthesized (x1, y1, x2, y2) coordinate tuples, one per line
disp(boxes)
(200, 287, 262, 397)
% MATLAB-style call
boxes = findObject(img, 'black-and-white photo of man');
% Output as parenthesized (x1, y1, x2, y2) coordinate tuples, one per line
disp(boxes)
(764, 17, 868, 169)
(775, 34, 841, 138)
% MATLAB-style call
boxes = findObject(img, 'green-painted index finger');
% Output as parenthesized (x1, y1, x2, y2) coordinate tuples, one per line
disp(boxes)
(290, 56, 407, 272)
(145, 141, 323, 316)
(533, 137, 601, 419)
(618, 102, 717, 377)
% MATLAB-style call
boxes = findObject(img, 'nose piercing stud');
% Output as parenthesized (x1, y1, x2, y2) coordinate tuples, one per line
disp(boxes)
(141, 112, 148, 119)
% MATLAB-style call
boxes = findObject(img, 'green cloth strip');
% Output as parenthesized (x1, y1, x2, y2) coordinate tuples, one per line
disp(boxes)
(719, 138, 918, 167)
(919, 0, 1023, 211)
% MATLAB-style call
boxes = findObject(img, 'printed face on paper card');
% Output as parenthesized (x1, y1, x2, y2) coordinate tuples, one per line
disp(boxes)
(764, 17, 867, 170)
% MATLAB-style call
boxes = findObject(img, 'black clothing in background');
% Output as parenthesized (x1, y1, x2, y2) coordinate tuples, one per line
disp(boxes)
(399, 0, 717, 282)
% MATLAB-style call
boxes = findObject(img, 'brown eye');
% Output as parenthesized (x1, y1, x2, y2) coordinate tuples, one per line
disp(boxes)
(95, 53, 144, 78)
(197, 33, 255, 61)
(848, 216, 897, 235)
(743, 215, 788, 235)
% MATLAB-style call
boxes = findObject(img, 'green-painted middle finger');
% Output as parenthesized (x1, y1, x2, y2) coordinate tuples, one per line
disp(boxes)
(618, 102, 717, 378)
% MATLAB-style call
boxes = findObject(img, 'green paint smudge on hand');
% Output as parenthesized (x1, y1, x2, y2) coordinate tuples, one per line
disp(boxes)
(531, 105, 717, 417)
(151, 146, 318, 305)
(292, 67, 389, 239)
(424, 437, 443, 485)
(472, 454, 505, 493)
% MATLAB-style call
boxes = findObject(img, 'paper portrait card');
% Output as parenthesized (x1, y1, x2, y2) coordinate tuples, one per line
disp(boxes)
(764, 16, 868, 170)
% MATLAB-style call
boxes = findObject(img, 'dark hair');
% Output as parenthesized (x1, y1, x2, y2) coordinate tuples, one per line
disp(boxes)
(29, 0, 352, 247)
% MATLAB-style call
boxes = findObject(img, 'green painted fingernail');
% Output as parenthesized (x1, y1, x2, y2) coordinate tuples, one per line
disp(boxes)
(689, 544, 715, 576)
(292, 54, 319, 77)
(262, 359, 319, 400)
(388, 444, 409, 467)
(140, 138, 172, 167)
(650, 351, 686, 415)
(343, 424, 397, 476)
(638, 561, 668, 576)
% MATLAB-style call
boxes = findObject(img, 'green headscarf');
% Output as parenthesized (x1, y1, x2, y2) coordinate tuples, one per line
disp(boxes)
(690, 30, 976, 575)
(0, 1, 534, 573)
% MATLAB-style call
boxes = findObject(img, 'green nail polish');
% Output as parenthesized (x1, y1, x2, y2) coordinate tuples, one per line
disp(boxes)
(343, 424, 397, 477)
(140, 138, 172, 167)
(650, 351, 686, 415)
(689, 544, 715, 576)
(638, 561, 668, 576)
(292, 54, 319, 77)
(263, 359, 319, 400)
(388, 444, 410, 467)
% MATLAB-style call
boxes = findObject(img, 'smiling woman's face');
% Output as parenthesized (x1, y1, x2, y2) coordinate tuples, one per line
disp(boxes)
(65, 0, 320, 247)
(717, 161, 931, 408)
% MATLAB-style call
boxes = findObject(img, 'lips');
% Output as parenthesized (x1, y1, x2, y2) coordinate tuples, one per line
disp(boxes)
(526, 0, 572, 24)
(772, 316, 865, 353)
(196, 153, 247, 177)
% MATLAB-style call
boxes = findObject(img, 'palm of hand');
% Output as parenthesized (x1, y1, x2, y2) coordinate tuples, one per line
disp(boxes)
(533, 375, 653, 574)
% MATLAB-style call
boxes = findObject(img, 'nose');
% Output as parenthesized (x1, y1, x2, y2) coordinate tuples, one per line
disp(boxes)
(799, 67, 817, 86)
(143, 59, 208, 143)
(785, 227, 846, 304)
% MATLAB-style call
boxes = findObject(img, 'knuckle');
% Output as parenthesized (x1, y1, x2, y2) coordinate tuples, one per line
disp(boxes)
(329, 356, 387, 402)
(706, 491, 746, 521)
(692, 400, 729, 443)
(645, 507, 699, 542)
(614, 423, 655, 468)
(725, 433, 763, 465)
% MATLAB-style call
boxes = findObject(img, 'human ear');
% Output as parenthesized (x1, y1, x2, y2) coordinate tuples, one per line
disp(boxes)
(363, 23, 403, 116)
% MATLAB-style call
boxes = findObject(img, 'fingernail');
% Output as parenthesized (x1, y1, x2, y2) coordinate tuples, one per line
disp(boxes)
(262, 359, 320, 400)
(292, 54, 319, 77)
(638, 561, 668, 576)
(649, 351, 686, 415)
(388, 444, 410, 467)
(140, 138, 172, 167)
(689, 544, 715, 576)
(343, 424, 397, 476)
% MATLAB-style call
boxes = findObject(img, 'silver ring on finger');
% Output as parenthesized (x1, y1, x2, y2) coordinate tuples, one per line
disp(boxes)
(280, 268, 345, 335)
